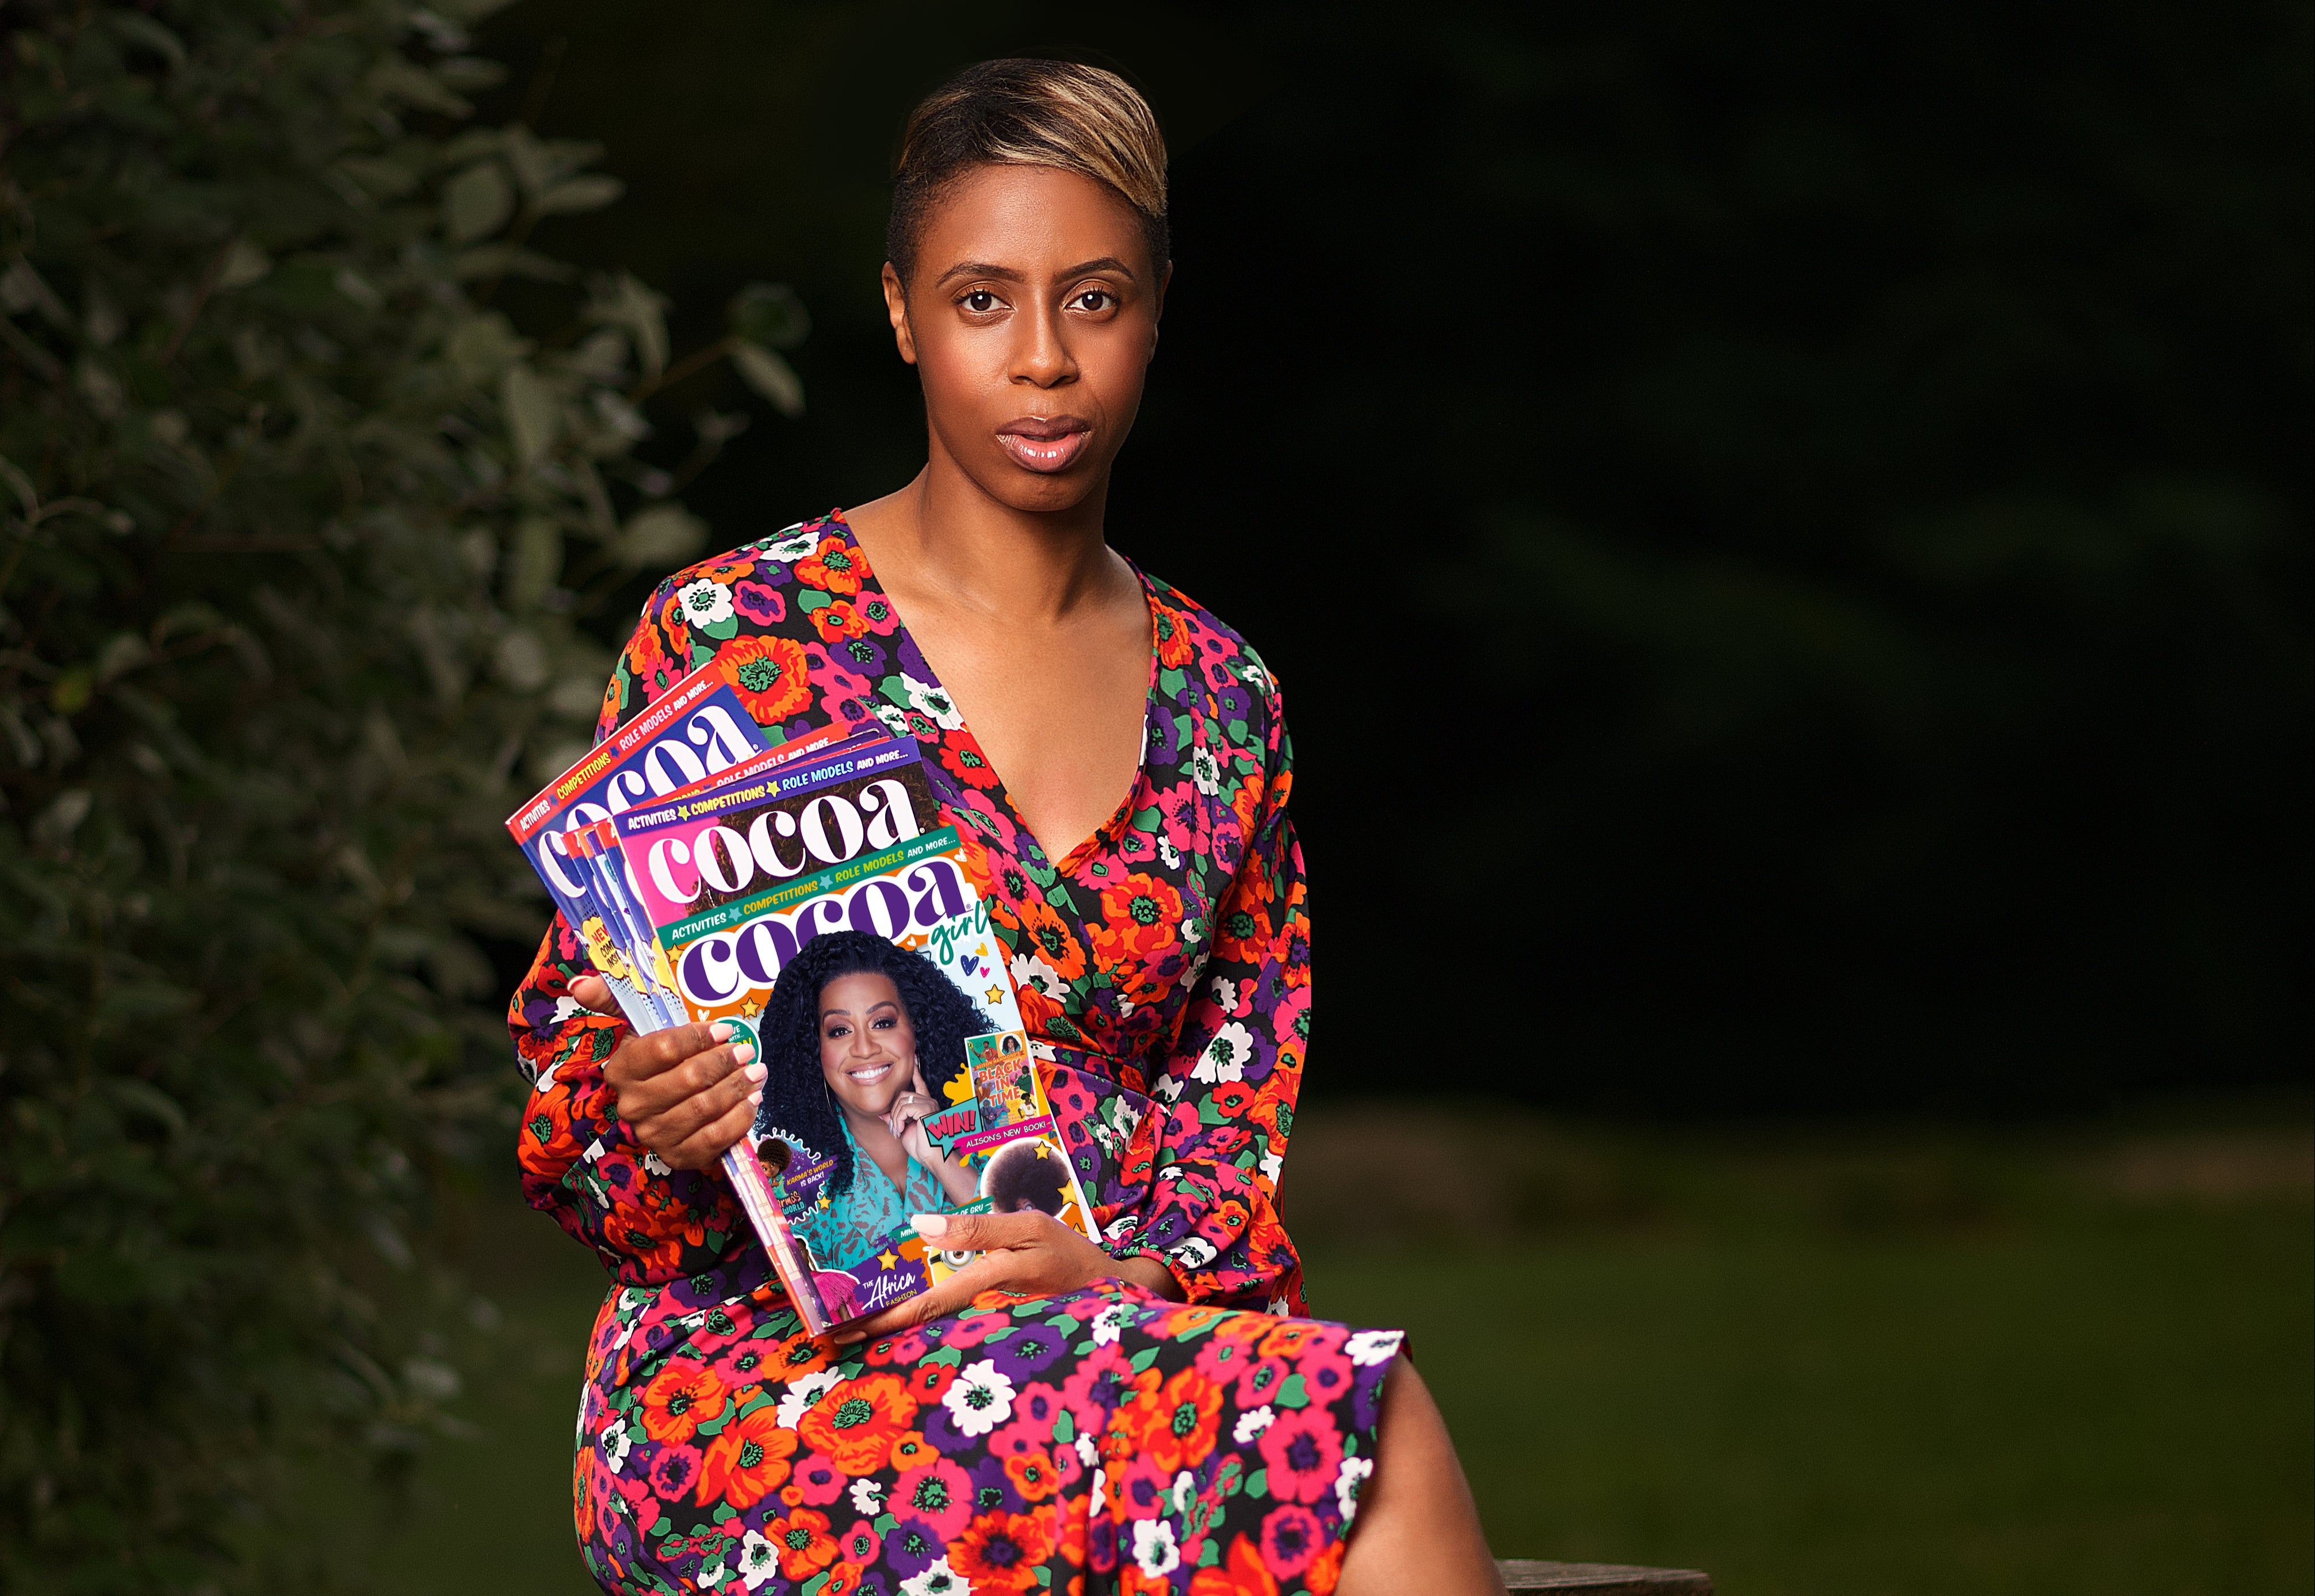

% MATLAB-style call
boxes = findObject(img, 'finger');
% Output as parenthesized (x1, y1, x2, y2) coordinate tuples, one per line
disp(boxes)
(661, 1094, 761, 1170)
(635, 1053, 763, 1147)
(909, 1208, 1057, 1257)
(607, 1020, 740, 1088)
(569, 974, 619, 1015)
(835, 1252, 1015, 1344)
(617, 1035, 762, 1116)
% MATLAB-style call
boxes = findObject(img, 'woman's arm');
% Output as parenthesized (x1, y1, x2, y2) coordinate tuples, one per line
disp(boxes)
(1112, 733, 1308, 1310)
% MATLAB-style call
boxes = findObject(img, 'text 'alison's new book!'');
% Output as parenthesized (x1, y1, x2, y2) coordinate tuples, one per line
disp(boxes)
(610, 729, 1098, 1333)
(510, 663, 1096, 1335)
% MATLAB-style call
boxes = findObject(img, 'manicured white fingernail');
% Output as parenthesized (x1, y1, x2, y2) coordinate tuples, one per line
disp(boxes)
(748, 1089, 763, 1107)
(732, 1042, 757, 1064)
(744, 1062, 767, 1084)
(909, 1214, 947, 1239)
(711, 1022, 734, 1042)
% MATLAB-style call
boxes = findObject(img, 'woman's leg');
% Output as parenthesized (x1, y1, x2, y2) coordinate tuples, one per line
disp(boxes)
(1338, 1359, 1508, 1595)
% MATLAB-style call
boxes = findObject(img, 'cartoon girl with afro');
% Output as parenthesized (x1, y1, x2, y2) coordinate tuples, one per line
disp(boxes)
(753, 931, 994, 1270)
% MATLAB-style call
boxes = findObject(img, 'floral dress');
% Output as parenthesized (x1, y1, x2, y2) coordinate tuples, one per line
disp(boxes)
(508, 512, 1403, 1595)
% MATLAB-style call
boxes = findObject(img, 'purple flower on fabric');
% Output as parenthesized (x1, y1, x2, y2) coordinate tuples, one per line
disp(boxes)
(733, 580, 785, 625)
(988, 1324, 1066, 1381)
(882, 1515, 942, 1578)
(646, 1442, 702, 1499)
(970, 1452, 1021, 1515)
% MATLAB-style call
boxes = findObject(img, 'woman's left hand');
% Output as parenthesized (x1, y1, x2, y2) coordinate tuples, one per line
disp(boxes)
(831, 1210, 1180, 1343)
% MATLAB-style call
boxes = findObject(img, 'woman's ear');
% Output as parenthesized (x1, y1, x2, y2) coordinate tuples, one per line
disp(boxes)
(881, 262, 918, 366)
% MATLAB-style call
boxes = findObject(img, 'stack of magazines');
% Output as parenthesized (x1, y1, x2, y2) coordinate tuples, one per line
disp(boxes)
(507, 660, 1097, 1334)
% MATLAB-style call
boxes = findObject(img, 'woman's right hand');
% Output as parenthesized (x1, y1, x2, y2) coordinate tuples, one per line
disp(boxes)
(572, 975, 764, 1170)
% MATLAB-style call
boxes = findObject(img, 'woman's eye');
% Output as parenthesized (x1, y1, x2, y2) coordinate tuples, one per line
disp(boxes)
(873, 1016, 897, 1031)
(1072, 288, 1116, 313)
(962, 289, 999, 313)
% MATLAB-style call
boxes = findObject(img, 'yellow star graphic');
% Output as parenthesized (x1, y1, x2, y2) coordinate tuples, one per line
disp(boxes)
(877, 1250, 898, 1270)
(985, 985, 1005, 1006)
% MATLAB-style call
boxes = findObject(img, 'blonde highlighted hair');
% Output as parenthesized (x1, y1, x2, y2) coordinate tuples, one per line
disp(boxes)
(887, 60, 1170, 285)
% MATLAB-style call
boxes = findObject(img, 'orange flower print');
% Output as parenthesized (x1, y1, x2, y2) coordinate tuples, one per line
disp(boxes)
(638, 1360, 725, 1445)
(1191, 1534, 1283, 1596)
(1141, 1365, 1224, 1473)
(1003, 1445, 1062, 1502)
(797, 1373, 919, 1474)
(808, 598, 871, 642)
(1087, 874, 1184, 966)
(715, 633, 812, 723)
(795, 536, 864, 594)
(887, 1432, 933, 1471)
(1017, 896, 1088, 982)
(695, 1402, 798, 1509)
(951, 1509, 1054, 1594)
(764, 1506, 839, 1580)
(1151, 600, 1195, 669)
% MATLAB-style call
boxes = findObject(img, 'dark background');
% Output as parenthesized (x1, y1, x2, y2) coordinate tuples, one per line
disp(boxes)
(473, 0, 2310, 1116)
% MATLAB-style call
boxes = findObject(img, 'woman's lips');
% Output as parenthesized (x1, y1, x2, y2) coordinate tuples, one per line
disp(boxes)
(846, 1061, 894, 1086)
(997, 418, 1090, 473)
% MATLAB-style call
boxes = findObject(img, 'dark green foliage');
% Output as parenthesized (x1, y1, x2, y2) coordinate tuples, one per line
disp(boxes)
(0, 3, 795, 1584)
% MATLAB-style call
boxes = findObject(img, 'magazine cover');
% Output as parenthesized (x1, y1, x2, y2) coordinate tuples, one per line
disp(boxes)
(952, 1028, 1100, 1242)
(636, 824, 1092, 1329)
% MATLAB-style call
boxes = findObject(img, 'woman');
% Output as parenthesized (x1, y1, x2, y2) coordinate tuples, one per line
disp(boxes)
(510, 59, 1503, 1595)
(758, 932, 989, 1269)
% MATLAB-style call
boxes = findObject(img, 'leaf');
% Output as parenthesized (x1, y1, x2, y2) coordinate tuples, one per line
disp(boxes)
(444, 163, 515, 244)
(451, 244, 573, 283)
(729, 282, 810, 350)
(219, 240, 271, 289)
(732, 342, 804, 418)
(535, 175, 624, 215)
(588, 272, 669, 377)
(504, 515, 563, 610)
(106, 13, 187, 70)
(615, 504, 707, 567)
(501, 362, 561, 467)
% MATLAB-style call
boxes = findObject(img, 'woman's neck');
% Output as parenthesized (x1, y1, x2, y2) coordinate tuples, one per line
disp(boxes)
(845, 454, 1128, 626)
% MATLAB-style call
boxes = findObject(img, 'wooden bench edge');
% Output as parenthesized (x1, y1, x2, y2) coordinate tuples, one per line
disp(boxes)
(1495, 1559, 1713, 1594)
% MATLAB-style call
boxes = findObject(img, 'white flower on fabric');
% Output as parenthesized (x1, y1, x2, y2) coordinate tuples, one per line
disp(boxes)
(1153, 1071, 1185, 1103)
(1238, 654, 1275, 694)
(1010, 951, 1065, 1000)
(1210, 978, 1239, 1014)
(642, 1150, 671, 1178)
(850, 1476, 887, 1517)
(1132, 1518, 1180, 1577)
(1337, 1453, 1375, 1521)
(1233, 1406, 1275, 1445)
(901, 1556, 969, 1595)
(1347, 1330, 1404, 1368)
(1076, 1432, 1099, 1467)
(600, 1420, 633, 1473)
(1090, 1303, 1135, 1346)
(1172, 1471, 1199, 1515)
(1158, 835, 1182, 870)
(737, 1530, 780, 1589)
(900, 672, 965, 730)
(869, 701, 912, 739)
(775, 1368, 841, 1430)
(678, 577, 734, 627)
(1170, 1237, 1218, 1270)
(942, 1358, 1016, 1436)
(550, 994, 587, 1026)
(1193, 1023, 1252, 1084)
(1190, 743, 1223, 797)
(1260, 1149, 1284, 1187)
(697, 1553, 734, 1589)
(1104, 1212, 1141, 1245)
(762, 527, 818, 562)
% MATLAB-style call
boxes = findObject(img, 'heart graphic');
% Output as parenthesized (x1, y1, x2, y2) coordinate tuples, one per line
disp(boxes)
(959, 956, 981, 976)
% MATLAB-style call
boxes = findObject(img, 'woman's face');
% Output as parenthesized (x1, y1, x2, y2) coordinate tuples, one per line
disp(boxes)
(817, 971, 917, 1116)
(883, 163, 1168, 515)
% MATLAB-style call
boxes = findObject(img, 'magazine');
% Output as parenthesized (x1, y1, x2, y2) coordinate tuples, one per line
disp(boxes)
(623, 819, 1100, 1331)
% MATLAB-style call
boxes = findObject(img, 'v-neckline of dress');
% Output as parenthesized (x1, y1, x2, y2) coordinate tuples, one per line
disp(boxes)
(826, 508, 1163, 876)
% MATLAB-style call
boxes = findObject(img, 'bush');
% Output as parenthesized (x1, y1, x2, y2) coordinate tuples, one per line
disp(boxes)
(0, 2, 799, 1584)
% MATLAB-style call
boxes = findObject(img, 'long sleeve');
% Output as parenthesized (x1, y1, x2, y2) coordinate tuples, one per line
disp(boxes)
(1108, 676, 1310, 1313)
(506, 586, 749, 1287)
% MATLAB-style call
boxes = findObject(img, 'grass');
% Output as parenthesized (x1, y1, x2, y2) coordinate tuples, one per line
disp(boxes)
(311, 1105, 2313, 1594)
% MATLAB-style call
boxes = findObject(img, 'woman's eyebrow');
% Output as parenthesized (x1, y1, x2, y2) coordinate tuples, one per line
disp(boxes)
(932, 257, 1136, 286)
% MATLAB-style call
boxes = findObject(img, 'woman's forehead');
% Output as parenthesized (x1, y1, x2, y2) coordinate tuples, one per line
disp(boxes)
(917, 164, 1152, 277)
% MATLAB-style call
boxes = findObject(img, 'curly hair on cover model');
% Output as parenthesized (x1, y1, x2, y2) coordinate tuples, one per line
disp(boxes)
(752, 930, 996, 1196)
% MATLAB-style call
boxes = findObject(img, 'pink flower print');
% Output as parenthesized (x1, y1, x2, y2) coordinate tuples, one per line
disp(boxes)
(892, 1455, 973, 1539)
(1260, 1503, 1325, 1576)
(1256, 1405, 1343, 1505)
(792, 1451, 846, 1506)
(801, 640, 872, 705)
(1233, 1353, 1291, 1410)
(733, 580, 786, 626)
(856, 591, 902, 635)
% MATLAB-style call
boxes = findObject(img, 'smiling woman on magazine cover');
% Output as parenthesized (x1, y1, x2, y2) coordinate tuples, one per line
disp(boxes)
(508, 59, 1506, 1595)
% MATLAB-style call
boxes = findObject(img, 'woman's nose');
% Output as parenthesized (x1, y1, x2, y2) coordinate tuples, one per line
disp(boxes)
(1012, 305, 1077, 387)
